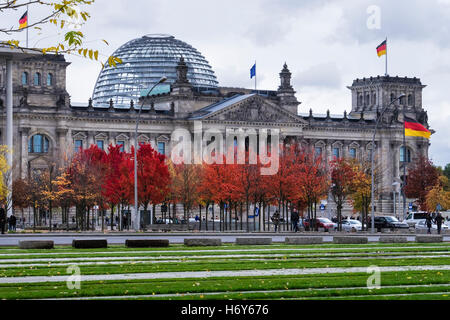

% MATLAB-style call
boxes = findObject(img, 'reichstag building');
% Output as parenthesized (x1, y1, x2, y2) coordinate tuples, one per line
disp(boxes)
(0, 34, 432, 215)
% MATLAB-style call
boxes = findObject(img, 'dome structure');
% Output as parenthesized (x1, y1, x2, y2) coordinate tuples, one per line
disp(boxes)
(92, 34, 218, 107)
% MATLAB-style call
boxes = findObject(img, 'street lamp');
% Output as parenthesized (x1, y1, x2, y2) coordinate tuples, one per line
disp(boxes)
(134, 77, 167, 232)
(370, 94, 406, 233)
(392, 181, 401, 219)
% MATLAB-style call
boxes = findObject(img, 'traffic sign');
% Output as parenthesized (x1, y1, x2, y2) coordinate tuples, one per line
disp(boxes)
(320, 204, 325, 211)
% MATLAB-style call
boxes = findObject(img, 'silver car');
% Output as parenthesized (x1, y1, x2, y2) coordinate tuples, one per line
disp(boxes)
(341, 219, 363, 232)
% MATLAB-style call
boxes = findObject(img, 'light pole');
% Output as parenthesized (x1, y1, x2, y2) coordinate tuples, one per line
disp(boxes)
(392, 181, 400, 219)
(370, 94, 405, 233)
(134, 77, 167, 232)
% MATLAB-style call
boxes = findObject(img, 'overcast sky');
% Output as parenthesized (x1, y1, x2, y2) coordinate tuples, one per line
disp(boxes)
(3, 0, 450, 167)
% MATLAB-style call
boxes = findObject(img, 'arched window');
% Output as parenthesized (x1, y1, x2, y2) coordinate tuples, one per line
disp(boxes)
(28, 134, 50, 153)
(34, 72, 41, 86)
(400, 95, 406, 105)
(400, 147, 412, 163)
(46, 73, 53, 86)
(372, 93, 376, 105)
(390, 93, 395, 103)
(22, 72, 28, 85)
(365, 94, 370, 106)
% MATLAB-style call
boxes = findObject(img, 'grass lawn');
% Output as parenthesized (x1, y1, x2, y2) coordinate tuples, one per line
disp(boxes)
(0, 243, 448, 300)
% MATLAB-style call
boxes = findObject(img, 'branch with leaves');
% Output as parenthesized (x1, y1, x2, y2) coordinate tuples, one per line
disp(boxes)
(1, 0, 122, 67)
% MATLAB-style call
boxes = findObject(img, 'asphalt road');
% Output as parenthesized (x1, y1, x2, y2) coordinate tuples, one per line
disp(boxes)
(0, 232, 448, 246)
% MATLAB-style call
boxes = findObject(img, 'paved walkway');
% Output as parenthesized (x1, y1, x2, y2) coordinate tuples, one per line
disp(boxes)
(1, 265, 450, 284)
(2, 232, 448, 246)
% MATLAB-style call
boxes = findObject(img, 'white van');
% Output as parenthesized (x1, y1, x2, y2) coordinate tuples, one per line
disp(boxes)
(405, 212, 428, 227)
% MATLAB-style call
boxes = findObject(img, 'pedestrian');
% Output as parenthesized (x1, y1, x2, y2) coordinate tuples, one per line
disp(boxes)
(291, 209, 299, 232)
(425, 212, 433, 234)
(0, 206, 6, 234)
(271, 210, 280, 232)
(435, 212, 444, 235)
(9, 214, 16, 232)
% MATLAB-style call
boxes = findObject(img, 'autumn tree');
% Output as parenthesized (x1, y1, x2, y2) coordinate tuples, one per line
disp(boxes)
(122, 144, 170, 228)
(426, 175, 450, 212)
(67, 145, 106, 230)
(330, 157, 357, 231)
(296, 148, 329, 231)
(102, 144, 125, 231)
(12, 178, 31, 223)
(404, 156, 439, 211)
(170, 161, 203, 225)
(0, 146, 10, 207)
(52, 171, 75, 230)
(0, 0, 122, 67)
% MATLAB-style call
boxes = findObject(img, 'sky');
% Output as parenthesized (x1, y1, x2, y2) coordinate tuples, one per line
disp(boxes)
(2, 0, 450, 167)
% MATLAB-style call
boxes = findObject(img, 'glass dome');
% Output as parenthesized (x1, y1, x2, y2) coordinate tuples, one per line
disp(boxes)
(92, 34, 218, 108)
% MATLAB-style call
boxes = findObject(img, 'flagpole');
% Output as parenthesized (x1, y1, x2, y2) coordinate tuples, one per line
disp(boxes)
(402, 104, 407, 221)
(385, 37, 388, 76)
(254, 60, 257, 92)
(26, 5, 29, 48)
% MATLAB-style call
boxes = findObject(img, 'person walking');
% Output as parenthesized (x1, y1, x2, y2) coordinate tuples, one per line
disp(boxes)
(0, 206, 6, 234)
(271, 210, 280, 233)
(435, 212, 444, 235)
(291, 209, 299, 232)
(425, 212, 433, 234)
(9, 214, 16, 232)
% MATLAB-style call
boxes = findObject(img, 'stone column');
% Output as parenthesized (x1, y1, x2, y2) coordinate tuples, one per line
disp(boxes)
(20, 127, 30, 179)
(56, 128, 68, 167)
(87, 131, 95, 148)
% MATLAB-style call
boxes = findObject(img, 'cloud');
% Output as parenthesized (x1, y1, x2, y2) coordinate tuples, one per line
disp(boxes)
(330, 0, 450, 47)
(294, 62, 342, 89)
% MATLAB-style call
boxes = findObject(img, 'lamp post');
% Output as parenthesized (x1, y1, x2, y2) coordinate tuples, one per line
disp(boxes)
(134, 77, 167, 232)
(392, 181, 400, 219)
(370, 94, 406, 233)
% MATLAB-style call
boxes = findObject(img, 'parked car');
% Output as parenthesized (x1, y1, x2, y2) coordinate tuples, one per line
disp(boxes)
(303, 218, 336, 231)
(415, 220, 449, 231)
(341, 219, 362, 232)
(405, 211, 428, 227)
(368, 216, 409, 231)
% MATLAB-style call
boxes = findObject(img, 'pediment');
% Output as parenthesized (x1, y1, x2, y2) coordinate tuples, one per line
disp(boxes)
(204, 96, 306, 124)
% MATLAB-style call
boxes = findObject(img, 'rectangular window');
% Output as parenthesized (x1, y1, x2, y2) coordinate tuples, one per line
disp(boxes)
(74, 140, 83, 152)
(332, 147, 340, 159)
(96, 140, 104, 150)
(349, 148, 357, 159)
(117, 141, 125, 152)
(315, 147, 322, 157)
(158, 142, 165, 155)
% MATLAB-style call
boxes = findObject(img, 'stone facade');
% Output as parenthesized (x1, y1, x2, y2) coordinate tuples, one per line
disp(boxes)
(0, 54, 432, 216)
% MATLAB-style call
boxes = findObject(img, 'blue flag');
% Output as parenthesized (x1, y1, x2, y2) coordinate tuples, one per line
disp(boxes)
(250, 63, 256, 79)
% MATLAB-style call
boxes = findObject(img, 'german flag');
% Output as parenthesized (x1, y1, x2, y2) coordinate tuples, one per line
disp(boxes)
(405, 117, 431, 139)
(377, 40, 387, 57)
(19, 11, 28, 29)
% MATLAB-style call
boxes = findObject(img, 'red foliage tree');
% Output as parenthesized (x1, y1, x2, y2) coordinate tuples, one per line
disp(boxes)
(330, 157, 357, 231)
(404, 155, 439, 211)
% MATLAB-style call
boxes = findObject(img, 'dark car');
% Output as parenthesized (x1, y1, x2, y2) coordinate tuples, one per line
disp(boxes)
(368, 216, 409, 231)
